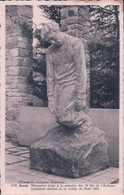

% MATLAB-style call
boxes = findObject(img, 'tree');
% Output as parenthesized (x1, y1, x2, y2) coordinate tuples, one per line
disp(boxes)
(89, 5, 119, 108)
(39, 5, 61, 25)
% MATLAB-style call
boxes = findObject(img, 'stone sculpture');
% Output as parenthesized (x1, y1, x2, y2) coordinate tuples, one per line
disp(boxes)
(42, 22, 92, 132)
(30, 21, 109, 178)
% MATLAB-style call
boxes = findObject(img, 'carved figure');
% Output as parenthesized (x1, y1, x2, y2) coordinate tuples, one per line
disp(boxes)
(30, 22, 109, 178)
(41, 22, 92, 132)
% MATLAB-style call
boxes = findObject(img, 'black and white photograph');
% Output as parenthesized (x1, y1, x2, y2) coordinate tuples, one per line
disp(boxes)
(0, 1, 123, 194)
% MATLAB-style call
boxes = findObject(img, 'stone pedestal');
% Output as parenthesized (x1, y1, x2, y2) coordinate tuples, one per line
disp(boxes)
(30, 125, 109, 178)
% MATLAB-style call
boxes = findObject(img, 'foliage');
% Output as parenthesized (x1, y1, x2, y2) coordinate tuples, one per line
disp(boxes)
(20, 21, 33, 40)
(39, 5, 61, 25)
(89, 5, 119, 108)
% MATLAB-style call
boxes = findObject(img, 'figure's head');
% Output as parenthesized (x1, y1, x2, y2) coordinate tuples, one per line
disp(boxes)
(41, 21, 63, 47)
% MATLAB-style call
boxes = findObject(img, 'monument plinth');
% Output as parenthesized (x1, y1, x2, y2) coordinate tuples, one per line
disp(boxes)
(30, 125, 109, 178)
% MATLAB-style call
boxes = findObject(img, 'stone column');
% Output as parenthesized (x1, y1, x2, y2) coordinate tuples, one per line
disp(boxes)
(6, 5, 33, 143)
(61, 6, 91, 104)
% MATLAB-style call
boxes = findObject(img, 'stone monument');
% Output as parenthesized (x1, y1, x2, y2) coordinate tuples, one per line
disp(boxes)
(30, 22, 109, 178)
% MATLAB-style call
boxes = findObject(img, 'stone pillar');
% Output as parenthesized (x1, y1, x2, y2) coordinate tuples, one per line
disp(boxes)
(61, 6, 91, 104)
(6, 5, 33, 143)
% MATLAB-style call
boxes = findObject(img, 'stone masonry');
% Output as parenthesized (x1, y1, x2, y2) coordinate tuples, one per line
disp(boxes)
(61, 6, 91, 103)
(6, 5, 33, 143)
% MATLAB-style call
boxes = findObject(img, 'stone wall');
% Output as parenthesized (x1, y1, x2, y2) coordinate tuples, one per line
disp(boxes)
(6, 5, 33, 142)
(61, 6, 91, 103)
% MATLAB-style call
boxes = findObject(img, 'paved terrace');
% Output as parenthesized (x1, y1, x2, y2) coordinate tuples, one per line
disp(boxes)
(5, 141, 119, 184)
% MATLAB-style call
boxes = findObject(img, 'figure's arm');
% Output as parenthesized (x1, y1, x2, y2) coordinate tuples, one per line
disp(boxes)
(46, 49, 55, 113)
(73, 40, 87, 111)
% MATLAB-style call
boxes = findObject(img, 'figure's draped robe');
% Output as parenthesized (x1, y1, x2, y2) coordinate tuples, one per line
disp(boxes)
(46, 34, 91, 129)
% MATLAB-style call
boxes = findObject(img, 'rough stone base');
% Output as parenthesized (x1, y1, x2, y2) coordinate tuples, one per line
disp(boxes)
(30, 126, 109, 178)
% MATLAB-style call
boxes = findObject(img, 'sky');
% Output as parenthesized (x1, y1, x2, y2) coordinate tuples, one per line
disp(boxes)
(33, 5, 50, 29)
